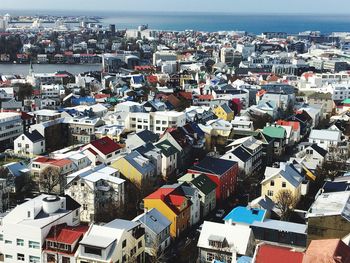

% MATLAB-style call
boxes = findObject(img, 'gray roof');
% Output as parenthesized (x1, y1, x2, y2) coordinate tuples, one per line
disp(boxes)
(251, 219, 307, 234)
(281, 164, 304, 188)
(133, 208, 171, 235)
(309, 129, 342, 142)
(124, 151, 155, 175)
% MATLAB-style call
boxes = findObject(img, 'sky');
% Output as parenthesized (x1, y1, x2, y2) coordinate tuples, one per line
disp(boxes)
(1, 0, 350, 14)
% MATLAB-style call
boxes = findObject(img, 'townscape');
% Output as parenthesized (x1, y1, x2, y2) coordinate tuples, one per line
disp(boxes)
(1, 11, 350, 263)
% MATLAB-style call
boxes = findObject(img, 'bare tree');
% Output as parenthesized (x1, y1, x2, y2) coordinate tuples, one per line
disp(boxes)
(148, 236, 166, 263)
(39, 166, 62, 194)
(275, 189, 297, 221)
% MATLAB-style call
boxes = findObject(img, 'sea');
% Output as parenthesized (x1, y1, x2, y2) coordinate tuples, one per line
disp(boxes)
(1, 10, 350, 75)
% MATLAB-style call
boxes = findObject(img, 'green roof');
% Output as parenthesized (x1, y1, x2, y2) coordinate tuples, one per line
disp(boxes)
(155, 140, 179, 157)
(191, 174, 217, 195)
(342, 98, 350, 104)
(262, 125, 286, 139)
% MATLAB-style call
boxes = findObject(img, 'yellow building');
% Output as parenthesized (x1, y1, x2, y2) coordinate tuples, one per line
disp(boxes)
(213, 103, 234, 121)
(144, 187, 191, 238)
(261, 163, 304, 202)
(111, 151, 156, 188)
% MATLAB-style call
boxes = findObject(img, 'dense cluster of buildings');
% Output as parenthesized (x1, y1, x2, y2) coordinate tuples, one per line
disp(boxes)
(1, 14, 350, 263)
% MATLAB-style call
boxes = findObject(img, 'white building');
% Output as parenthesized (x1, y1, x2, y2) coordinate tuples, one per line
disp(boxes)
(65, 164, 125, 223)
(14, 130, 45, 156)
(197, 221, 255, 263)
(40, 84, 64, 98)
(0, 194, 81, 263)
(309, 129, 342, 150)
(77, 219, 145, 263)
(0, 112, 23, 150)
(153, 51, 177, 66)
(0, 88, 14, 100)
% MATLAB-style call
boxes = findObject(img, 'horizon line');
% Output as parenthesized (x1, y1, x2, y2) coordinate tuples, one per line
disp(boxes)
(1, 9, 350, 16)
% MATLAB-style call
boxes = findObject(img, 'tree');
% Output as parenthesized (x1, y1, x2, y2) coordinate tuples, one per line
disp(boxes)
(16, 83, 34, 101)
(148, 237, 166, 263)
(250, 113, 273, 130)
(275, 189, 297, 221)
(39, 166, 62, 194)
(94, 198, 125, 223)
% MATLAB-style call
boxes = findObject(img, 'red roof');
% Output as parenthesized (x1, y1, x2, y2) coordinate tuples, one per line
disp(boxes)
(46, 224, 88, 245)
(168, 194, 186, 206)
(276, 120, 300, 131)
(255, 244, 304, 263)
(303, 239, 350, 263)
(179, 91, 193, 100)
(145, 188, 174, 200)
(147, 75, 158, 83)
(94, 94, 110, 99)
(34, 157, 72, 167)
(21, 112, 34, 120)
(89, 137, 123, 155)
(196, 94, 213, 100)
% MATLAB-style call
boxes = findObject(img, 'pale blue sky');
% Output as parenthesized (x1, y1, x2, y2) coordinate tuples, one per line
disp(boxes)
(2, 0, 350, 14)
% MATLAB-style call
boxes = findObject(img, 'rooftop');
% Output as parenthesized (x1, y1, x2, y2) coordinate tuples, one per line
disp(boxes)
(224, 206, 266, 225)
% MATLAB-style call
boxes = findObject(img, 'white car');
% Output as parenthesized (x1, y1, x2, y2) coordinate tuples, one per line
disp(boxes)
(215, 209, 225, 218)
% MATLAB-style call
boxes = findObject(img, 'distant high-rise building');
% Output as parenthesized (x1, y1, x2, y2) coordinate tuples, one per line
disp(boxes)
(109, 24, 116, 33)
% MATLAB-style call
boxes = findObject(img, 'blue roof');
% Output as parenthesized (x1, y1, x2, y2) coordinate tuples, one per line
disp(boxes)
(237, 256, 252, 263)
(224, 206, 266, 225)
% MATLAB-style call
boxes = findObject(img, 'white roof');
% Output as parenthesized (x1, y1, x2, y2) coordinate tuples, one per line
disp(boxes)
(80, 224, 124, 249)
(2, 194, 72, 228)
(307, 191, 350, 219)
(34, 109, 61, 116)
(67, 164, 124, 185)
(309, 129, 342, 142)
(197, 221, 253, 255)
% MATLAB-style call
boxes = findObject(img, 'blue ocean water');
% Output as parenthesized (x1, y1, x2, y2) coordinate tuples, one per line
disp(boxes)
(101, 12, 350, 34)
(2, 10, 350, 34)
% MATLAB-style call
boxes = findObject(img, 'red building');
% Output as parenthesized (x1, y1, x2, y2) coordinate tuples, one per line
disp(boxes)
(188, 156, 238, 201)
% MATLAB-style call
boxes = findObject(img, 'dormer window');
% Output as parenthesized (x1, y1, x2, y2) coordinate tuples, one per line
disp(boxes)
(208, 235, 228, 249)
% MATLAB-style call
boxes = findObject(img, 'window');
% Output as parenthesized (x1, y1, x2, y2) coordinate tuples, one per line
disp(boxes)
(207, 252, 214, 261)
(83, 204, 88, 210)
(270, 180, 274, 186)
(84, 246, 102, 256)
(267, 190, 274, 197)
(81, 183, 85, 187)
(5, 255, 13, 259)
(17, 238, 24, 246)
(5, 240, 12, 244)
(282, 182, 286, 188)
(0, 234, 3, 241)
(17, 253, 25, 261)
(122, 239, 127, 248)
(138, 240, 142, 249)
(29, 241, 40, 249)
(29, 256, 40, 263)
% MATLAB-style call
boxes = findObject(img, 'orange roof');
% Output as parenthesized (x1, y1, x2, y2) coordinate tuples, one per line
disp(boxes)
(276, 120, 300, 131)
(257, 89, 267, 97)
(94, 94, 110, 99)
(196, 94, 213, 100)
(303, 239, 350, 263)
(302, 72, 314, 80)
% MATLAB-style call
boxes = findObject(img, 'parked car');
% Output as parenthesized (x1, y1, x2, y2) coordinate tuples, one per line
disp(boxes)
(215, 209, 225, 218)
